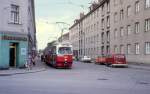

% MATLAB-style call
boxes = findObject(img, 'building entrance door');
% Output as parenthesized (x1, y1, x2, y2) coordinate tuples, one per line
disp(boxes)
(9, 43, 17, 67)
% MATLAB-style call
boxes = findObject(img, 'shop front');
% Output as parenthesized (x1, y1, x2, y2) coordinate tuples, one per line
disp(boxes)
(0, 33, 28, 69)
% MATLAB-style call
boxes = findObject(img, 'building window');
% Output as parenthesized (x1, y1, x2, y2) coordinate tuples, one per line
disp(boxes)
(135, 1, 140, 13)
(101, 46, 104, 56)
(101, 5, 104, 13)
(120, 45, 124, 54)
(107, 16, 110, 27)
(114, 29, 117, 39)
(120, 27, 124, 37)
(114, 45, 118, 53)
(107, 46, 110, 54)
(135, 43, 140, 54)
(145, 42, 150, 54)
(107, 1, 110, 12)
(97, 21, 99, 30)
(120, 0, 124, 4)
(135, 22, 140, 33)
(11, 4, 19, 24)
(114, 13, 118, 22)
(127, 44, 131, 54)
(114, 0, 118, 6)
(127, 25, 131, 35)
(120, 9, 124, 20)
(106, 31, 110, 42)
(127, 6, 131, 17)
(101, 32, 104, 43)
(145, 0, 150, 8)
(145, 18, 150, 32)
(102, 19, 105, 29)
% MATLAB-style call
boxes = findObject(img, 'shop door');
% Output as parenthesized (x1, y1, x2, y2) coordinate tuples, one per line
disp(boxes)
(9, 43, 16, 67)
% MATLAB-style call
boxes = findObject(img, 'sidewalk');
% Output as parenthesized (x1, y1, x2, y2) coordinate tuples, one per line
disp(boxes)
(0, 58, 47, 76)
(128, 63, 150, 71)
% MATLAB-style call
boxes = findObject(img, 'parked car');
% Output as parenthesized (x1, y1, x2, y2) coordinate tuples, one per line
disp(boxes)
(95, 56, 107, 65)
(105, 54, 128, 67)
(73, 56, 77, 61)
(81, 56, 91, 63)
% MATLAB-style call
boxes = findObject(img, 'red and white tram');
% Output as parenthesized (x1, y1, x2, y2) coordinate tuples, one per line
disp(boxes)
(45, 43, 73, 68)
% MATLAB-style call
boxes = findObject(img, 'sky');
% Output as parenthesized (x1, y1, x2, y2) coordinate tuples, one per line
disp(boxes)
(35, 0, 95, 50)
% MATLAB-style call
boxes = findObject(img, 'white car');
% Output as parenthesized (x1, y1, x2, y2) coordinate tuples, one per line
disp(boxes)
(81, 56, 91, 62)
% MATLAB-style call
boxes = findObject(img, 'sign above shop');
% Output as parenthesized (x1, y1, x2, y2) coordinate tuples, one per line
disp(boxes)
(1, 35, 27, 41)
(21, 48, 27, 55)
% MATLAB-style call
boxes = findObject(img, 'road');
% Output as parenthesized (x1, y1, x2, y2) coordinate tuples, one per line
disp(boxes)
(0, 60, 150, 94)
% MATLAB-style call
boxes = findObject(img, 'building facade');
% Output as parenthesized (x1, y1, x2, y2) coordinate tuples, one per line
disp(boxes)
(110, 0, 150, 63)
(69, 20, 80, 59)
(69, 0, 110, 59)
(58, 32, 70, 43)
(69, 0, 150, 64)
(0, 0, 36, 69)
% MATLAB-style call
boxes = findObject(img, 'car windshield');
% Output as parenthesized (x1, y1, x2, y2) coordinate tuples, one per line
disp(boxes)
(58, 47, 72, 55)
(84, 56, 89, 58)
(115, 55, 125, 58)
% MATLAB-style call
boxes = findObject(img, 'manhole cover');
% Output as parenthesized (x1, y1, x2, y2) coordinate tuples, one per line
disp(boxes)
(97, 78, 108, 80)
(138, 82, 149, 85)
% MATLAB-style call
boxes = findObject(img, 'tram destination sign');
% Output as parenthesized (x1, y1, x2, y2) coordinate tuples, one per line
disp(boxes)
(1, 35, 27, 41)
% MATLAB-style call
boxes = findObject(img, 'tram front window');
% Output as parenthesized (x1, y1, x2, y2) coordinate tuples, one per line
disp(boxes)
(58, 47, 72, 55)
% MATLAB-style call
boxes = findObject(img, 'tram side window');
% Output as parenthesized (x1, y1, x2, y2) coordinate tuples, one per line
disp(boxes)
(52, 47, 56, 54)
(58, 47, 72, 54)
(48, 49, 52, 54)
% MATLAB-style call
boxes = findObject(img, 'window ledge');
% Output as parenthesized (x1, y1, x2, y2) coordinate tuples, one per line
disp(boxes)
(8, 22, 22, 25)
(145, 30, 150, 32)
(135, 54, 140, 55)
(145, 7, 150, 10)
(145, 53, 150, 55)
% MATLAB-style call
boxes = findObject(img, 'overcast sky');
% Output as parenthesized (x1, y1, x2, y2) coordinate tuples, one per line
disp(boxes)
(35, 0, 96, 50)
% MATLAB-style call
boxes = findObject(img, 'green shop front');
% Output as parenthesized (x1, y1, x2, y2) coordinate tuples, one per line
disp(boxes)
(0, 32, 28, 69)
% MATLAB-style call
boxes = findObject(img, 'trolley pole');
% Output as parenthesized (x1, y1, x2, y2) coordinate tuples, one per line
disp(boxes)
(55, 22, 70, 43)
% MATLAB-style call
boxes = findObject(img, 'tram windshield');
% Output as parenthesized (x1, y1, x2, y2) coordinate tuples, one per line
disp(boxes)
(58, 47, 72, 55)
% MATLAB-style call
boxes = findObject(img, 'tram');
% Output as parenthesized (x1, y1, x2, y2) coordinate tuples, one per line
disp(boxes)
(44, 42, 73, 68)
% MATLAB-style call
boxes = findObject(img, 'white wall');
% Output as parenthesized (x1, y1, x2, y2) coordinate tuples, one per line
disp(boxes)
(0, 0, 31, 35)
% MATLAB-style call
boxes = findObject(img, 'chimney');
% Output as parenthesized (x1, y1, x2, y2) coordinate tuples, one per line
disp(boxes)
(98, 0, 103, 3)
(74, 19, 79, 24)
(80, 12, 85, 19)
(89, 1, 99, 11)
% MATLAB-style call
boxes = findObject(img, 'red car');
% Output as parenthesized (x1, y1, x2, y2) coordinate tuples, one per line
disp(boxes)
(95, 56, 107, 65)
(105, 54, 128, 67)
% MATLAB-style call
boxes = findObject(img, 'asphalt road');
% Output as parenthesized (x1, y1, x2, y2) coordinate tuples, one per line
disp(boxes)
(0, 61, 150, 94)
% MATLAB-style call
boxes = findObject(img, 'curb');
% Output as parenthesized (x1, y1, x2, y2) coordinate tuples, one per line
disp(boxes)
(0, 68, 47, 76)
(129, 65, 150, 71)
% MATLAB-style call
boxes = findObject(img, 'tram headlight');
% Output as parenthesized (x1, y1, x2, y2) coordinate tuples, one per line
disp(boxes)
(65, 59, 67, 61)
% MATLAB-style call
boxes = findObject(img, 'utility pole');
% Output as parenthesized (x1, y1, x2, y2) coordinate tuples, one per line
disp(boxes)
(55, 22, 70, 43)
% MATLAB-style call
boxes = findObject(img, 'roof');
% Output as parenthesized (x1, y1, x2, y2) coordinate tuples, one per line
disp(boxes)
(69, 0, 108, 30)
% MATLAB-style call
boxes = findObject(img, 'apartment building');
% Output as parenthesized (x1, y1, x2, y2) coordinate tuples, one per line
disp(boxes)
(69, 0, 110, 59)
(0, 0, 36, 69)
(110, 0, 150, 63)
(58, 32, 70, 43)
(69, 0, 150, 64)
(69, 20, 80, 58)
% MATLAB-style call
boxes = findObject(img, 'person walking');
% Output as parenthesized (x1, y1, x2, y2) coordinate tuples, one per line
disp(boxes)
(32, 56, 36, 66)
(26, 54, 32, 70)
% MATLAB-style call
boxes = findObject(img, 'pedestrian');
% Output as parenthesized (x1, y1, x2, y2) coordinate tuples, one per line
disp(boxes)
(26, 54, 32, 70)
(32, 56, 36, 66)
(41, 54, 44, 62)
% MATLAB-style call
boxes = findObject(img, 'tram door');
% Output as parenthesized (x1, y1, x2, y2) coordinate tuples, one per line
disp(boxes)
(9, 43, 17, 67)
